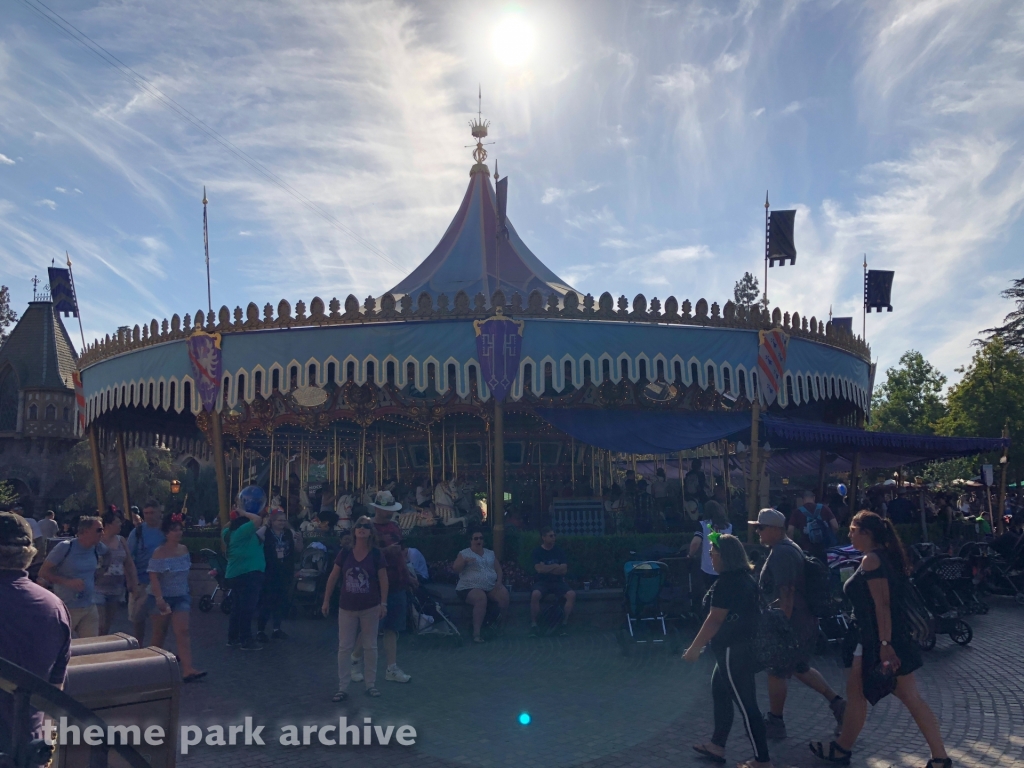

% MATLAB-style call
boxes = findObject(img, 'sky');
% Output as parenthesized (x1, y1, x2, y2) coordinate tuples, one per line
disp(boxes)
(1, 0, 1022, 382)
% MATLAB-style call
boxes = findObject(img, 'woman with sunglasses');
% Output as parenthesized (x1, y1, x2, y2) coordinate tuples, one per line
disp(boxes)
(683, 532, 772, 768)
(322, 515, 389, 700)
(810, 511, 949, 768)
(453, 529, 509, 643)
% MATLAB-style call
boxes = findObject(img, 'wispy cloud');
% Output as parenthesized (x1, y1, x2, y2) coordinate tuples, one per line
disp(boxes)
(781, 100, 802, 115)
(0, 154, 14, 165)
(35, 199, 56, 210)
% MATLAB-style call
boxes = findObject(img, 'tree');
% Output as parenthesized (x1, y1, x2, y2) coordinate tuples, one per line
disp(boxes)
(733, 272, 761, 308)
(935, 339, 1024, 480)
(0, 480, 20, 508)
(984, 275, 1024, 352)
(0, 286, 18, 345)
(60, 441, 177, 513)
(869, 351, 948, 434)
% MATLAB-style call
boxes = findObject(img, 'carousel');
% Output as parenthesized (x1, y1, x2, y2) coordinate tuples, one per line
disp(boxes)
(76, 114, 878, 553)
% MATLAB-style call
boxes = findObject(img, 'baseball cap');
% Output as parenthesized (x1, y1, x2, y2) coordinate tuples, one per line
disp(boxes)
(753, 508, 787, 529)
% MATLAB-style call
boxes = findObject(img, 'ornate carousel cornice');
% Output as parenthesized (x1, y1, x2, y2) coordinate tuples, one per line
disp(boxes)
(78, 288, 870, 370)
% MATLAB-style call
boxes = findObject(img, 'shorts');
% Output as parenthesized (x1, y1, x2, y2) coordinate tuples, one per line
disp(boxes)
(96, 592, 124, 606)
(531, 581, 571, 599)
(127, 589, 150, 622)
(68, 606, 99, 638)
(767, 627, 817, 678)
(381, 590, 408, 633)
(456, 585, 496, 601)
(148, 594, 192, 615)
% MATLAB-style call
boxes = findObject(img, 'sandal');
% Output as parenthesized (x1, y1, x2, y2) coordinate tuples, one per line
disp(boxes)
(926, 760, 952, 768)
(809, 741, 852, 766)
(692, 743, 726, 763)
(365, 687, 381, 697)
(183, 672, 207, 683)
(331, 691, 348, 702)
(473, 636, 485, 643)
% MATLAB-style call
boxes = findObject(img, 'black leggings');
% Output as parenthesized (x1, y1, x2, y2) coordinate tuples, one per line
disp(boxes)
(257, 570, 291, 631)
(711, 644, 770, 763)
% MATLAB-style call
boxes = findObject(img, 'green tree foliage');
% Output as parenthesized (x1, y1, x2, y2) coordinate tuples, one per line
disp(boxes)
(61, 441, 177, 513)
(935, 339, 1024, 478)
(0, 286, 18, 345)
(0, 480, 20, 507)
(733, 272, 761, 308)
(869, 351, 948, 434)
(984, 276, 1024, 353)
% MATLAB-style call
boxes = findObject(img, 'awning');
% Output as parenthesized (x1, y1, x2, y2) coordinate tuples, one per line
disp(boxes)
(760, 416, 1009, 457)
(534, 409, 750, 454)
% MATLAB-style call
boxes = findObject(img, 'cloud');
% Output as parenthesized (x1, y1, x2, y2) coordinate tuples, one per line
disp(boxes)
(0, 153, 13, 165)
(541, 182, 604, 205)
(55, 187, 66, 193)
(35, 199, 57, 210)
(238, 230, 252, 236)
(781, 100, 802, 115)
(751, 107, 765, 117)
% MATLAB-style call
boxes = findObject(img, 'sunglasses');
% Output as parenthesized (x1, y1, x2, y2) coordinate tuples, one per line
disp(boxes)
(471, 536, 484, 541)
(354, 523, 373, 530)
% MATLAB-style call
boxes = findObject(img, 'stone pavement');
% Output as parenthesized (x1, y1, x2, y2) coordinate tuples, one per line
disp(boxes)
(115, 591, 1024, 768)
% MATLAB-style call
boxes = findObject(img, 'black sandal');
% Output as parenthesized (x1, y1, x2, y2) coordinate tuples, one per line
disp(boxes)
(692, 743, 726, 763)
(926, 760, 952, 768)
(809, 741, 852, 766)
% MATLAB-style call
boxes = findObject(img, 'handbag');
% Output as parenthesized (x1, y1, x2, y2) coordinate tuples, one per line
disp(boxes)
(863, 660, 897, 705)
(753, 605, 801, 672)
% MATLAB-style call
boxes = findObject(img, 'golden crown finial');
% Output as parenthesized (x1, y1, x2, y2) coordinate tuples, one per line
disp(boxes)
(468, 84, 492, 171)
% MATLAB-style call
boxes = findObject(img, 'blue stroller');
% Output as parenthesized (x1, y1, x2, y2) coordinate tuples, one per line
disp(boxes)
(616, 560, 681, 655)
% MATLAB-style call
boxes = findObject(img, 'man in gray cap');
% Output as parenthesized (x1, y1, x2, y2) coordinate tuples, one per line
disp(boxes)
(753, 507, 845, 740)
(0, 512, 72, 758)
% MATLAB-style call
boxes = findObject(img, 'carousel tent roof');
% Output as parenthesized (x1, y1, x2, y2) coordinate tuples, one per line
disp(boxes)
(388, 165, 575, 302)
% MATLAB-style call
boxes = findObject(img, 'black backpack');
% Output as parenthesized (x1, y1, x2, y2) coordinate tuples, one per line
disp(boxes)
(802, 554, 832, 618)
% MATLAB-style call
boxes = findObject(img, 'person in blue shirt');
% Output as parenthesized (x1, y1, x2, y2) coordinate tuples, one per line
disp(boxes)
(126, 500, 166, 644)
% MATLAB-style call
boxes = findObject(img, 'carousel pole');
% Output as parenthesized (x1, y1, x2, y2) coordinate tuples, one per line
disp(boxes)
(285, 440, 291, 517)
(116, 431, 131, 516)
(997, 421, 1010, 535)
(492, 398, 505, 561)
(746, 398, 761, 543)
(721, 440, 732, 509)
(268, 428, 275, 501)
(427, 424, 434, 487)
(571, 437, 575, 493)
(88, 424, 107, 514)
(453, 422, 458, 480)
(396, 438, 400, 483)
(442, 418, 447, 482)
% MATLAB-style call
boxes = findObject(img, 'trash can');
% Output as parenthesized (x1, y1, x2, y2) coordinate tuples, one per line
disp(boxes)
(52, 647, 180, 768)
(70, 633, 140, 657)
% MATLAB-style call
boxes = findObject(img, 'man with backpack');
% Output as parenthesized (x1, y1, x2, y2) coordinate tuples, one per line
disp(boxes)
(38, 516, 108, 638)
(754, 508, 845, 741)
(788, 489, 839, 562)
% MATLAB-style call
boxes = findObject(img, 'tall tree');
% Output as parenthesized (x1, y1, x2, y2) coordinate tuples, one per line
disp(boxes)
(733, 272, 761, 308)
(984, 276, 1024, 353)
(0, 286, 18, 345)
(869, 350, 948, 434)
(935, 339, 1024, 479)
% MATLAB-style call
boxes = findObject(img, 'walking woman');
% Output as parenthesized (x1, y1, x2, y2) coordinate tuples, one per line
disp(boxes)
(96, 507, 140, 635)
(683, 533, 772, 768)
(148, 513, 205, 682)
(256, 510, 297, 642)
(322, 515, 388, 700)
(810, 511, 949, 767)
(223, 486, 267, 651)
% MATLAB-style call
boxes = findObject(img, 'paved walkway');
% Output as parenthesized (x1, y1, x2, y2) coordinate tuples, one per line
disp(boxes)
(125, 593, 1024, 768)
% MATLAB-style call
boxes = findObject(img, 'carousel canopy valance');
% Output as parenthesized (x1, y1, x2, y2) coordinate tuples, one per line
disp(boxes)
(535, 408, 751, 454)
(760, 416, 1009, 457)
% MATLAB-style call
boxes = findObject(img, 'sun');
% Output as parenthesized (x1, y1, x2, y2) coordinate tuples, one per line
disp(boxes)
(491, 13, 536, 68)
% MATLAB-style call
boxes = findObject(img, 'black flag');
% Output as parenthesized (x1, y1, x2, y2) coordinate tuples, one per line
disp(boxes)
(832, 317, 853, 335)
(496, 176, 509, 241)
(865, 270, 894, 312)
(48, 267, 79, 317)
(767, 209, 797, 266)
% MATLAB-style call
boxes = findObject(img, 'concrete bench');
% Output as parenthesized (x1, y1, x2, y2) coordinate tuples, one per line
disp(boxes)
(422, 583, 625, 630)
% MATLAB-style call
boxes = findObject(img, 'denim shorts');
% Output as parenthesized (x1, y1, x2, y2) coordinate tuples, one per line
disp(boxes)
(148, 594, 192, 615)
(96, 592, 124, 606)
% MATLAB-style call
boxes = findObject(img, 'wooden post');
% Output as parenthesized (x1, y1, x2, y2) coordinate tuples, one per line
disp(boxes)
(209, 410, 230, 530)
(817, 449, 827, 502)
(919, 485, 928, 543)
(88, 424, 106, 514)
(997, 422, 1010, 535)
(492, 399, 505, 561)
(721, 440, 731, 508)
(746, 398, 760, 542)
(116, 432, 131, 517)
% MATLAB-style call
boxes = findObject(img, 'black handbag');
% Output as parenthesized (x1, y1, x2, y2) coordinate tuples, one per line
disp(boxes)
(863, 660, 897, 705)
(754, 605, 801, 672)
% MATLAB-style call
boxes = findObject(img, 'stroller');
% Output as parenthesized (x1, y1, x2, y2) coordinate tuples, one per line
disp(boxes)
(819, 546, 862, 647)
(914, 553, 988, 615)
(293, 543, 332, 617)
(197, 549, 233, 614)
(617, 559, 680, 655)
(409, 586, 463, 646)
(908, 562, 973, 650)
(959, 540, 1024, 606)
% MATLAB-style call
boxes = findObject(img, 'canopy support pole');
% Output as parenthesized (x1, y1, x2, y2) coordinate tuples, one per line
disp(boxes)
(492, 400, 505, 561)
(116, 432, 131, 518)
(210, 411, 230, 530)
(88, 424, 106, 515)
(746, 399, 760, 543)
(997, 421, 1009, 535)
(817, 449, 827, 502)
(721, 440, 731, 509)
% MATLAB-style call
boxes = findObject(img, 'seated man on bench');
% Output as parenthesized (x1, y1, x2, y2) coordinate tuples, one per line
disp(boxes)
(529, 527, 575, 636)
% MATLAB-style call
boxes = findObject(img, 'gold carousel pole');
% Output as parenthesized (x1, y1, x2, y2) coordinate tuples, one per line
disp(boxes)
(116, 431, 131, 516)
(571, 437, 575, 493)
(427, 423, 434, 486)
(268, 428, 275, 501)
(492, 398, 505, 561)
(453, 422, 458, 480)
(442, 418, 447, 483)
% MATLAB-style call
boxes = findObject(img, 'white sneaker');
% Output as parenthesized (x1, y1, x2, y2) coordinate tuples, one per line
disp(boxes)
(385, 665, 411, 683)
(350, 658, 364, 683)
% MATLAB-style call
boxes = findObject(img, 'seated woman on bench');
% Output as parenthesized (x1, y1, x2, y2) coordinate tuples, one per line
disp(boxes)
(453, 529, 509, 643)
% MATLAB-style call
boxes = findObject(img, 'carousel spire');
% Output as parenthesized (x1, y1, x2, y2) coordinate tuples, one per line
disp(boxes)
(468, 85, 493, 176)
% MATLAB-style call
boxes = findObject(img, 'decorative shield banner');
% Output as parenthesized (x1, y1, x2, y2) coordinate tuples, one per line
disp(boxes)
(757, 329, 789, 406)
(473, 315, 525, 402)
(186, 331, 223, 411)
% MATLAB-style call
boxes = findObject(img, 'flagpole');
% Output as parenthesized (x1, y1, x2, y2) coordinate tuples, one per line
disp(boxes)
(862, 254, 867, 342)
(203, 187, 212, 315)
(65, 252, 87, 351)
(763, 191, 770, 306)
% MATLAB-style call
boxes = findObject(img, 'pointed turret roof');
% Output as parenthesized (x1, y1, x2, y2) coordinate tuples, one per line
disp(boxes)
(0, 300, 77, 391)
(388, 164, 575, 302)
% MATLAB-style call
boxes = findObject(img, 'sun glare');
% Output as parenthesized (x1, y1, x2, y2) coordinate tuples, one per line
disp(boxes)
(492, 14, 536, 67)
